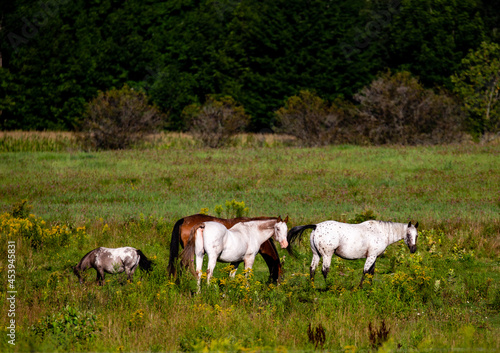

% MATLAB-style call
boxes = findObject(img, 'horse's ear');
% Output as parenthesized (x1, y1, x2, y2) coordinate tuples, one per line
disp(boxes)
(277, 216, 282, 222)
(284, 215, 289, 223)
(415, 222, 419, 228)
(408, 221, 412, 228)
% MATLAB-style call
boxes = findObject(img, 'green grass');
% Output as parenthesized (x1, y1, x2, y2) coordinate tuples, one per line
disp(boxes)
(0, 137, 499, 352)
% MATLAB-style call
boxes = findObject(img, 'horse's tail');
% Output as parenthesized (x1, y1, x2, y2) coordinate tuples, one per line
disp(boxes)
(180, 223, 205, 276)
(167, 217, 185, 278)
(287, 224, 317, 257)
(137, 249, 154, 272)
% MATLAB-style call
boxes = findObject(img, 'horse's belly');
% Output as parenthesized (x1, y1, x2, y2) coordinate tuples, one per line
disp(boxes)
(334, 247, 366, 260)
(334, 242, 369, 260)
(218, 249, 246, 263)
(103, 263, 124, 274)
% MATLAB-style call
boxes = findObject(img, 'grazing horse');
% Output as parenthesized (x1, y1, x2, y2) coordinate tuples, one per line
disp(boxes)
(180, 217, 289, 290)
(73, 247, 153, 285)
(167, 214, 286, 282)
(287, 220, 418, 287)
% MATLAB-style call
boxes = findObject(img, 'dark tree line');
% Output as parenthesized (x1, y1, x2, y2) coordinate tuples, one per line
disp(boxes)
(0, 0, 498, 132)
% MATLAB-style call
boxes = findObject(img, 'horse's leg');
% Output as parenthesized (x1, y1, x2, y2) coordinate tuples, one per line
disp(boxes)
(195, 253, 204, 292)
(96, 268, 105, 286)
(321, 253, 333, 281)
(310, 253, 320, 281)
(243, 256, 256, 277)
(206, 255, 218, 286)
(230, 261, 241, 278)
(258, 240, 281, 283)
(128, 264, 138, 282)
(360, 255, 377, 288)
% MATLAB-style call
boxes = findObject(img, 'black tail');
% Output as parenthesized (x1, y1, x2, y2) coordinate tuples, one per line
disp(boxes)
(137, 249, 154, 272)
(167, 218, 184, 277)
(287, 224, 317, 257)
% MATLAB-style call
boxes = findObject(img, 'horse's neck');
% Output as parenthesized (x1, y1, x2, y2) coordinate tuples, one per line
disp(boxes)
(79, 252, 94, 270)
(232, 220, 275, 243)
(386, 222, 407, 245)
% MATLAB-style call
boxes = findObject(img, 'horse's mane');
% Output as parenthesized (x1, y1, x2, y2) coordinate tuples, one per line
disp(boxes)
(234, 216, 278, 223)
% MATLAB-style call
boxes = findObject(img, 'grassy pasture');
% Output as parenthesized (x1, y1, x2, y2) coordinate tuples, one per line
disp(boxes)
(0, 135, 499, 352)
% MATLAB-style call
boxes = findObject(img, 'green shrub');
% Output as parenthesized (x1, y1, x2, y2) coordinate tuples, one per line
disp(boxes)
(184, 96, 250, 148)
(275, 90, 354, 146)
(1, 201, 87, 249)
(349, 209, 377, 224)
(79, 85, 165, 150)
(452, 41, 500, 138)
(354, 71, 464, 145)
(200, 199, 249, 218)
(31, 305, 101, 344)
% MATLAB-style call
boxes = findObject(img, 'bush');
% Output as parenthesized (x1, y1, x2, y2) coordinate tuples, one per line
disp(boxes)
(452, 41, 500, 139)
(79, 85, 165, 150)
(1, 201, 87, 249)
(184, 96, 250, 148)
(353, 71, 464, 145)
(31, 305, 101, 344)
(275, 90, 354, 146)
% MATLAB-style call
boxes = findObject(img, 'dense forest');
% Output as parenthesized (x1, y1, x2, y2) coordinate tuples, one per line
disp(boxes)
(1, 0, 499, 134)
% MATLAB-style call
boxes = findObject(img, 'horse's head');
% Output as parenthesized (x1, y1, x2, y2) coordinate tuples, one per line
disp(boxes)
(274, 216, 289, 249)
(405, 221, 419, 253)
(73, 266, 84, 284)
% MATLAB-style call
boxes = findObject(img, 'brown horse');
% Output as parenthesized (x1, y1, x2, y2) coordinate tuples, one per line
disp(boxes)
(167, 214, 287, 282)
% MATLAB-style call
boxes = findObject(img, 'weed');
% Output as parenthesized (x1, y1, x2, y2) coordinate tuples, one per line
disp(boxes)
(307, 323, 326, 349)
(368, 319, 390, 349)
(31, 305, 101, 346)
(349, 209, 377, 224)
(200, 199, 249, 218)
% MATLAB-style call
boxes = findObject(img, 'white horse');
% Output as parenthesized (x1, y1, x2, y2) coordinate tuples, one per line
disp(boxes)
(287, 220, 418, 287)
(181, 216, 289, 289)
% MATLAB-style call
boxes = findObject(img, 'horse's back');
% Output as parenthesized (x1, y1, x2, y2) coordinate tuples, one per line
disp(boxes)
(203, 221, 250, 262)
(312, 221, 372, 259)
(200, 221, 229, 247)
(315, 220, 365, 236)
(98, 247, 139, 273)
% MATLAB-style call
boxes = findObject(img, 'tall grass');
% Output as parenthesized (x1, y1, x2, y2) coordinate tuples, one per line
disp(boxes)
(0, 131, 80, 152)
(0, 132, 295, 152)
(0, 134, 499, 352)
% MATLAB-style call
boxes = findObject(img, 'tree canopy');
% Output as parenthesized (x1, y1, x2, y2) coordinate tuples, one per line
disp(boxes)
(0, 0, 498, 131)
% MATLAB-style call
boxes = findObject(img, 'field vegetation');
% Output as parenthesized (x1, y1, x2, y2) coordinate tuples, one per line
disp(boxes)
(0, 133, 499, 352)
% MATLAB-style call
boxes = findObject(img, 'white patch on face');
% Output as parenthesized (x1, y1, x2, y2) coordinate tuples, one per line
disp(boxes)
(274, 221, 288, 248)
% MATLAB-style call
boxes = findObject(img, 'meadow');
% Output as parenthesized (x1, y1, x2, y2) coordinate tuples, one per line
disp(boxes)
(0, 133, 499, 352)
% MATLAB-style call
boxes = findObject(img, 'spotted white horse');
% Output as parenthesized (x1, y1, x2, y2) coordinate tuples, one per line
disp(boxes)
(73, 247, 153, 285)
(287, 220, 418, 287)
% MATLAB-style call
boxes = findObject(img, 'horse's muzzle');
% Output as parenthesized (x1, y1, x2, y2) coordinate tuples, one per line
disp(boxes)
(409, 245, 417, 253)
(280, 239, 289, 248)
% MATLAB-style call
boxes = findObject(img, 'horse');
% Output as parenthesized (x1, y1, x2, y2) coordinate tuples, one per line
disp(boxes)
(287, 220, 418, 287)
(167, 214, 286, 282)
(73, 247, 153, 285)
(180, 216, 289, 290)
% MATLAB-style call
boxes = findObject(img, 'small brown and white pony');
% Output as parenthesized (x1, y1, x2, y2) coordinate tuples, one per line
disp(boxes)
(181, 217, 289, 290)
(73, 247, 153, 285)
(287, 220, 419, 287)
